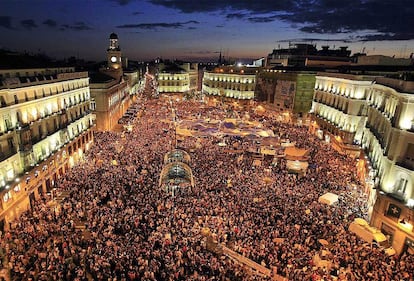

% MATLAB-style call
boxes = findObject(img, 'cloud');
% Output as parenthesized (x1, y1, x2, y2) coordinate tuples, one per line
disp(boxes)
(61, 21, 92, 31)
(132, 11, 142, 15)
(21, 19, 37, 30)
(149, 0, 414, 41)
(117, 20, 199, 30)
(43, 19, 57, 28)
(276, 38, 353, 43)
(226, 12, 247, 20)
(0, 16, 12, 29)
(358, 33, 414, 41)
(248, 15, 278, 23)
(216, 25, 224, 28)
(111, 0, 133, 5)
(149, 0, 291, 13)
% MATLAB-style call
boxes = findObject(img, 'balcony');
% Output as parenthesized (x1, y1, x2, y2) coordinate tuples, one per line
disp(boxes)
(0, 147, 18, 162)
(18, 138, 33, 152)
(15, 121, 31, 131)
(366, 123, 386, 149)
(396, 160, 414, 172)
(312, 114, 356, 144)
(31, 134, 47, 145)
(313, 98, 349, 115)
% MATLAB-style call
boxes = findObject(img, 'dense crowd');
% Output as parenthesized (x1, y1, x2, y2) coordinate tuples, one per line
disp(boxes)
(3, 97, 413, 281)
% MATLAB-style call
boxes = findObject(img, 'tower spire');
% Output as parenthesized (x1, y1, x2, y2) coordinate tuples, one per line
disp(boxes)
(218, 49, 222, 65)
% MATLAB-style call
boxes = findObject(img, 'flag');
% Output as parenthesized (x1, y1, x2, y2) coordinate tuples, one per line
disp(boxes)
(386, 203, 401, 219)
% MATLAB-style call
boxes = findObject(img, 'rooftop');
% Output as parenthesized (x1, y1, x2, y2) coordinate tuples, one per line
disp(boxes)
(89, 71, 115, 83)
(375, 76, 414, 94)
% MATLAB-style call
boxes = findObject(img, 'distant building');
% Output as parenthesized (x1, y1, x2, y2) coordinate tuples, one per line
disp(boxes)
(356, 55, 413, 66)
(202, 66, 258, 101)
(252, 58, 265, 67)
(266, 43, 352, 68)
(89, 33, 141, 131)
(157, 62, 198, 94)
(0, 67, 94, 231)
(256, 70, 315, 117)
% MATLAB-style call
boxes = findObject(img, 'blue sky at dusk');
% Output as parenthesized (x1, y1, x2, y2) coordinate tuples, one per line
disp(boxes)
(1, 0, 414, 61)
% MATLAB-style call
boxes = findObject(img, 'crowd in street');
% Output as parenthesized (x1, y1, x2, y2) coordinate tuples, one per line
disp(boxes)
(3, 97, 413, 281)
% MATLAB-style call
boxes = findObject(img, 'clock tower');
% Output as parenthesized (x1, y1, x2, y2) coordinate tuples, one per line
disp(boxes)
(107, 32, 122, 70)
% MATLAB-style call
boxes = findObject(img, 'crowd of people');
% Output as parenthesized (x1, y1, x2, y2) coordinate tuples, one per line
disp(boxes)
(2, 96, 413, 281)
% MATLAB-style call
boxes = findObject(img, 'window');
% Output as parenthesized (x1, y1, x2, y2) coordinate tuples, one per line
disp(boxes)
(381, 223, 395, 244)
(0, 96, 6, 107)
(3, 191, 12, 202)
(395, 178, 408, 195)
(405, 143, 414, 161)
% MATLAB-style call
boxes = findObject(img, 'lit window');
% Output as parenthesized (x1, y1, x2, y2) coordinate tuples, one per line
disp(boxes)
(3, 191, 12, 202)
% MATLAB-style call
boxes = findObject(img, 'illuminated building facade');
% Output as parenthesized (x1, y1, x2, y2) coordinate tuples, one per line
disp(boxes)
(157, 62, 198, 94)
(310, 72, 414, 254)
(363, 77, 414, 254)
(104, 32, 123, 79)
(310, 73, 374, 146)
(202, 67, 257, 100)
(89, 73, 129, 131)
(90, 33, 138, 131)
(0, 67, 94, 231)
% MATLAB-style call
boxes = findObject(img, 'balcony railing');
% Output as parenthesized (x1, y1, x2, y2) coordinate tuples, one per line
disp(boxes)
(396, 160, 414, 171)
(18, 142, 32, 152)
(0, 147, 18, 162)
(365, 123, 386, 149)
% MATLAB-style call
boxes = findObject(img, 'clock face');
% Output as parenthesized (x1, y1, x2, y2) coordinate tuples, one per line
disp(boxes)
(110, 56, 117, 62)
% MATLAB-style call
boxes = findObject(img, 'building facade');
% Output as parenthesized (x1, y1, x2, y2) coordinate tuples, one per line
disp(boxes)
(310, 73, 374, 146)
(89, 75, 129, 131)
(0, 67, 94, 231)
(362, 77, 414, 254)
(256, 70, 316, 117)
(310, 72, 414, 254)
(89, 33, 138, 131)
(157, 62, 198, 94)
(202, 67, 257, 100)
(266, 44, 352, 68)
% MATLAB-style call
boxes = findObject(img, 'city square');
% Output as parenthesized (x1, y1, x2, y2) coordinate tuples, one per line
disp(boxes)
(1, 1, 414, 280)
(1, 93, 412, 280)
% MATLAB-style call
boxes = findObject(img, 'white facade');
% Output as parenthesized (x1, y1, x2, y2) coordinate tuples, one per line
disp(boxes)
(311, 73, 414, 253)
(362, 78, 414, 202)
(158, 72, 190, 93)
(0, 68, 93, 189)
(311, 73, 374, 144)
(202, 71, 256, 100)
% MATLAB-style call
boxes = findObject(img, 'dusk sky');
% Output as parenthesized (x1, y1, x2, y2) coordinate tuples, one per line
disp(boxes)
(1, 0, 414, 62)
